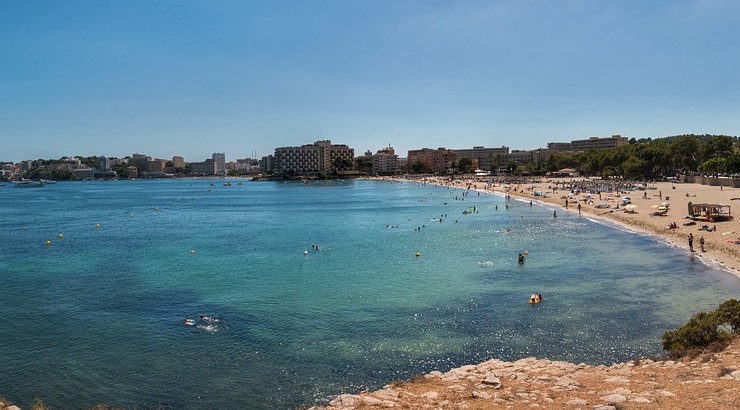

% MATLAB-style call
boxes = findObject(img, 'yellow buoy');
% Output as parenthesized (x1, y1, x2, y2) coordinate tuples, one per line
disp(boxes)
(129, 213, 134, 218)
(95, 224, 100, 229)
(155, 207, 160, 211)
(523, 250, 529, 255)
(415, 251, 421, 257)
(190, 250, 196, 255)
(57, 233, 64, 239)
(45, 240, 51, 246)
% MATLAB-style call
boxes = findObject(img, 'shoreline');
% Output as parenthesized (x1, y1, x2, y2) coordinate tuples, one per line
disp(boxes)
(398, 176, 740, 279)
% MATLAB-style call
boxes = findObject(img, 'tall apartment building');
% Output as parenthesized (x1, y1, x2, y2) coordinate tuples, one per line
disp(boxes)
(212, 153, 226, 175)
(97, 156, 111, 171)
(407, 148, 457, 174)
(274, 140, 354, 175)
(451, 146, 510, 171)
(372, 145, 399, 175)
(172, 156, 185, 169)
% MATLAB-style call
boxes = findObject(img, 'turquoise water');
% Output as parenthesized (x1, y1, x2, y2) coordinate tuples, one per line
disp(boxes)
(1, 179, 738, 409)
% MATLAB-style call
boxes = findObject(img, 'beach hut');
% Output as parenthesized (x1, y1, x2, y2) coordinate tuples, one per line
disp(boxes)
(687, 202, 733, 222)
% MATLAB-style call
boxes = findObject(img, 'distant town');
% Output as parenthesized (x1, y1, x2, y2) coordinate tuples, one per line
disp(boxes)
(0, 135, 636, 182)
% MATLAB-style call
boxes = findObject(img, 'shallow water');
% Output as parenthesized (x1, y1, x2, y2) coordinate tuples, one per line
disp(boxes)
(1, 179, 738, 409)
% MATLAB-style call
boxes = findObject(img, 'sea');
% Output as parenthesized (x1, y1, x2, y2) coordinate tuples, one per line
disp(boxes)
(1, 178, 738, 409)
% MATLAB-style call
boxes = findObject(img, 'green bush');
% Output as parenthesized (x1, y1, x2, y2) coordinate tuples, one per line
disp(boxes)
(662, 299, 740, 356)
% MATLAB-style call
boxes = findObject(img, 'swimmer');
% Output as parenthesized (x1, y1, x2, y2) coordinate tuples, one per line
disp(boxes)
(184, 318, 196, 326)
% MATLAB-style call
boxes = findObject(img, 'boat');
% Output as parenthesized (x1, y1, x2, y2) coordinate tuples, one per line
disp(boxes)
(12, 179, 44, 188)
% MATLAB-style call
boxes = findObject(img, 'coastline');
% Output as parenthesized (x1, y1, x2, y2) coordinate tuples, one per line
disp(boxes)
(315, 176, 740, 410)
(410, 176, 740, 279)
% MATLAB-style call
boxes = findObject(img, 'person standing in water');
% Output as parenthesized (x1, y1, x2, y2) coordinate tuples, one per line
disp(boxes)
(688, 233, 694, 252)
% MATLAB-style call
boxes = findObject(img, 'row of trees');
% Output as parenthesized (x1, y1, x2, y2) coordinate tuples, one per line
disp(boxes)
(542, 135, 739, 179)
(432, 134, 739, 180)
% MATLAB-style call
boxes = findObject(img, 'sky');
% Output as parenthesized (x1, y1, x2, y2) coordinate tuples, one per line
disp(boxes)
(1, 0, 739, 163)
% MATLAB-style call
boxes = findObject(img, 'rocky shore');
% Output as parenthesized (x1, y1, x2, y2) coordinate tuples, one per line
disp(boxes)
(314, 337, 740, 410)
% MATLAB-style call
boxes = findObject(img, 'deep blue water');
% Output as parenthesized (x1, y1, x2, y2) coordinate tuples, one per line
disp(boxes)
(1, 179, 738, 409)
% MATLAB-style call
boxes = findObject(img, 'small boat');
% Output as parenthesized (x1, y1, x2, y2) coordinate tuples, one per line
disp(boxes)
(13, 179, 44, 188)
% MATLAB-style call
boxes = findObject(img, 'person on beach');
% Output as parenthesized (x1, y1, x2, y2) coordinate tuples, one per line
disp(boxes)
(700, 235, 705, 252)
(577, 203, 581, 214)
(688, 233, 694, 252)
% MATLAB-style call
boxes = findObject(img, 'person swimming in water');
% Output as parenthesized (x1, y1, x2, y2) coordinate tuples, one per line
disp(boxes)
(518, 253, 525, 264)
(184, 318, 196, 326)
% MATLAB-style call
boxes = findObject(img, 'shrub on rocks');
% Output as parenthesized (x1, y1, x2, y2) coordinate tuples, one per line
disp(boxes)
(662, 298, 740, 357)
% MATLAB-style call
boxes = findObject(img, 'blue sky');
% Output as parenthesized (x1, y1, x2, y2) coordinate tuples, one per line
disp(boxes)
(1, 0, 739, 163)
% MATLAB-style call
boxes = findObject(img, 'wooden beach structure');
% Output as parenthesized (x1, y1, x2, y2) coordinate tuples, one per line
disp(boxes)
(687, 202, 733, 222)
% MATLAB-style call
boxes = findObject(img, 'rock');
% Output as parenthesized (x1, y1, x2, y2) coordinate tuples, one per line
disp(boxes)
(631, 396, 652, 403)
(421, 391, 439, 400)
(555, 376, 581, 388)
(329, 394, 361, 407)
(427, 371, 443, 378)
(594, 406, 617, 410)
(599, 393, 627, 403)
(372, 388, 399, 401)
(609, 387, 632, 396)
(7, 406, 23, 410)
(657, 390, 676, 397)
(731, 370, 740, 380)
(360, 396, 384, 406)
(471, 390, 491, 399)
(604, 376, 629, 384)
(565, 398, 588, 406)
(482, 374, 502, 388)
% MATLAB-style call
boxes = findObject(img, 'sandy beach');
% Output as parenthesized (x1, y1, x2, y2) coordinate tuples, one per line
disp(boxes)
(404, 176, 740, 277)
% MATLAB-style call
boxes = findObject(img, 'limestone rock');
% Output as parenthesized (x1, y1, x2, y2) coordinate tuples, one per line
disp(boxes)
(565, 398, 588, 406)
(482, 374, 502, 388)
(599, 393, 627, 403)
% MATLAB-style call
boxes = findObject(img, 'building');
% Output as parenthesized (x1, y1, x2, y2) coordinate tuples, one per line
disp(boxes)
(97, 156, 111, 172)
(189, 159, 216, 176)
(212, 153, 226, 175)
(407, 148, 457, 174)
(372, 145, 399, 175)
(451, 146, 510, 171)
(274, 140, 354, 175)
(571, 135, 628, 151)
(172, 156, 185, 169)
(548, 135, 629, 153)
(260, 155, 274, 174)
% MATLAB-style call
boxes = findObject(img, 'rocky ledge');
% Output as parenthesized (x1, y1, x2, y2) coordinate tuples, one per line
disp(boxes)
(313, 338, 740, 410)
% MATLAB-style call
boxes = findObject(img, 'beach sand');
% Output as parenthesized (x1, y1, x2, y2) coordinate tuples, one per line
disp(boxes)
(428, 177, 740, 278)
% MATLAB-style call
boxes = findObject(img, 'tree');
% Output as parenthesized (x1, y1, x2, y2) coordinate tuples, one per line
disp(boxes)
(698, 157, 727, 173)
(457, 157, 474, 173)
(355, 156, 373, 174)
(411, 160, 430, 174)
(332, 157, 353, 172)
